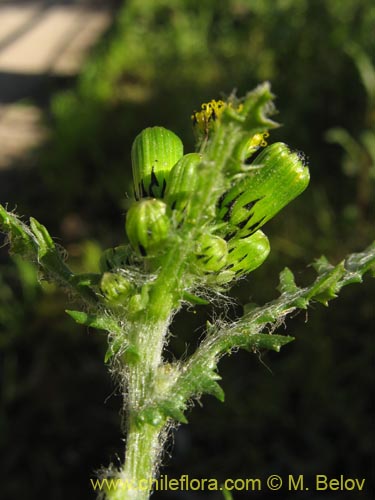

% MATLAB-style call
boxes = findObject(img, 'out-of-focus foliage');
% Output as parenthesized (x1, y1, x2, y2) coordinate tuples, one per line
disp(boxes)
(326, 47, 375, 234)
(1, 0, 374, 499)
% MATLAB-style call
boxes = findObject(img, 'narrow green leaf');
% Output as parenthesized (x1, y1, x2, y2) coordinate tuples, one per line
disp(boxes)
(222, 488, 234, 500)
(199, 377, 225, 402)
(1, 206, 98, 304)
(70, 273, 101, 288)
(104, 336, 128, 363)
(0, 205, 36, 255)
(65, 309, 120, 332)
(29, 217, 54, 258)
(29, 217, 72, 281)
(239, 333, 295, 353)
(159, 401, 188, 424)
(182, 291, 209, 305)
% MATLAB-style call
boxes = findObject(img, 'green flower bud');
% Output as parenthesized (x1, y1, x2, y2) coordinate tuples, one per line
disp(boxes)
(217, 142, 310, 238)
(194, 234, 228, 273)
(99, 245, 132, 272)
(219, 230, 270, 282)
(132, 126, 184, 199)
(126, 199, 170, 256)
(100, 272, 133, 303)
(165, 153, 201, 213)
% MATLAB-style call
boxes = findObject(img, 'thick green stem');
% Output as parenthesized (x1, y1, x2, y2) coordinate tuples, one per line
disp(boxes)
(115, 418, 164, 500)
(107, 315, 171, 500)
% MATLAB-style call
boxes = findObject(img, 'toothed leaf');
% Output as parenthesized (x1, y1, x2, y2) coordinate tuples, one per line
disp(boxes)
(277, 268, 308, 308)
(312, 255, 334, 274)
(278, 267, 298, 294)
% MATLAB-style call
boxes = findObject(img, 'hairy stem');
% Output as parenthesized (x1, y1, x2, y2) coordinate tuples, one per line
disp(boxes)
(118, 318, 170, 498)
(120, 418, 164, 500)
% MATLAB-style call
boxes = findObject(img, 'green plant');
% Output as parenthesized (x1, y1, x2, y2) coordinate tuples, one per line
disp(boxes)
(1, 84, 374, 500)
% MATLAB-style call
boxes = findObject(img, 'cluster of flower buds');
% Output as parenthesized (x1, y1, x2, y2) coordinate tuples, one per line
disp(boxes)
(124, 99, 309, 286)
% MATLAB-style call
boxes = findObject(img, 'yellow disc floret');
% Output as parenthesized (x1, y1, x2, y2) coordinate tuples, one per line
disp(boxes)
(192, 99, 270, 158)
(191, 100, 227, 134)
(246, 131, 270, 155)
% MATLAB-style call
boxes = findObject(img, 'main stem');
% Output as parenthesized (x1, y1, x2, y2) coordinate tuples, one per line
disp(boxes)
(106, 123, 244, 500)
(106, 303, 173, 500)
(120, 418, 162, 500)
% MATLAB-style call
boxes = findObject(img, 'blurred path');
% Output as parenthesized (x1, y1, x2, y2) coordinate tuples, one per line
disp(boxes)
(0, 0, 114, 169)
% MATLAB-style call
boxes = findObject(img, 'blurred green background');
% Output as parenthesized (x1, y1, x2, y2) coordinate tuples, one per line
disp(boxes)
(0, 0, 374, 499)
